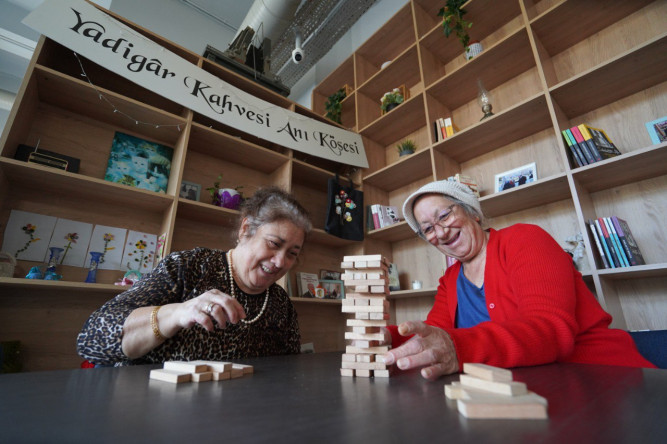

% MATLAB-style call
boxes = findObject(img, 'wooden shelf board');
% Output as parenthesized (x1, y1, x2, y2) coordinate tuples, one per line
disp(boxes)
(176, 198, 240, 225)
(388, 287, 437, 300)
(35, 65, 186, 145)
(530, 0, 655, 56)
(367, 221, 415, 243)
(434, 93, 552, 162)
(188, 123, 288, 173)
(356, 45, 420, 99)
(572, 143, 667, 193)
(0, 158, 174, 213)
(480, 173, 571, 218)
(363, 149, 432, 191)
(597, 263, 667, 280)
(426, 29, 534, 109)
(290, 296, 342, 305)
(308, 228, 359, 247)
(549, 34, 667, 117)
(359, 93, 426, 146)
(0, 277, 126, 294)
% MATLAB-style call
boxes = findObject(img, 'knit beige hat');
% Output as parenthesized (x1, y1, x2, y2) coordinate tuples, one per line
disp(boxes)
(402, 180, 482, 234)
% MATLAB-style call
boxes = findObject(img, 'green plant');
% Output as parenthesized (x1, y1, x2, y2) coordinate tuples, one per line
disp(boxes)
(397, 139, 417, 156)
(438, 0, 472, 53)
(381, 88, 405, 112)
(325, 88, 347, 124)
(205, 174, 244, 204)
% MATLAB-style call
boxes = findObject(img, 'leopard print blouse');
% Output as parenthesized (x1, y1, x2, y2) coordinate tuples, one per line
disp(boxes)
(77, 248, 301, 366)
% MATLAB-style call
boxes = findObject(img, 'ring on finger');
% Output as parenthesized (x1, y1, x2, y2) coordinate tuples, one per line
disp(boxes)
(206, 302, 215, 315)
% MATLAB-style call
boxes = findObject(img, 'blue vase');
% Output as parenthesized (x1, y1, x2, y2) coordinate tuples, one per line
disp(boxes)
(44, 247, 63, 280)
(85, 251, 104, 283)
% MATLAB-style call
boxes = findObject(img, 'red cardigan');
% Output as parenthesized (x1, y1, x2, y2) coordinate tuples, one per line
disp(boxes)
(389, 224, 655, 369)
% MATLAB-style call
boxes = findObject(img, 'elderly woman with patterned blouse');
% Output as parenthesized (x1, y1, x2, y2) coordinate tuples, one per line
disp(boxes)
(77, 187, 311, 366)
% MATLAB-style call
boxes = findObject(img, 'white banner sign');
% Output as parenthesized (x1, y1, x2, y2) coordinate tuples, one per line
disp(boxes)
(23, 0, 368, 168)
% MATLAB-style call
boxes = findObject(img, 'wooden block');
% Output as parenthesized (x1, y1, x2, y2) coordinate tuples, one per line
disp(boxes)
(353, 285, 370, 293)
(368, 298, 386, 306)
(230, 368, 244, 378)
(352, 272, 366, 279)
(345, 332, 385, 341)
(463, 363, 513, 382)
(345, 292, 387, 300)
(370, 285, 388, 293)
(346, 319, 388, 327)
(341, 361, 388, 370)
(340, 261, 354, 269)
(459, 374, 527, 396)
(354, 261, 368, 268)
(345, 279, 387, 286)
(341, 304, 387, 313)
(346, 345, 390, 354)
(354, 298, 369, 306)
(373, 369, 391, 378)
(356, 354, 374, 362)
(340, 368, 355, 377)
(354, 312, 370, 319)
(355, 369, 372, 378)
(366, 260, 383, 268)
(342, 299, 355, 306)
(369, 312, 390, 320)
(233, 363, 254, 374)
(445, 381, 492, 400)
(353, 326, 380, 334)
(191, 371, 213, 382)
(212, 371, 231, 380)
(192, 360, 232, 372)
(341, 353, 357, 362)
(366, 272, 385, 279)
(457, 392, 548, 419)
(149, 369, 192, 383)
(163, 361, 209, 373)
(374, 354, 387, 363)
(344, 254, 383, 262)
(349, 340, 380, 348)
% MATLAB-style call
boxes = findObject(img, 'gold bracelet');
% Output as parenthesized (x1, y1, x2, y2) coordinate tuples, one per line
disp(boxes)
(150, 306, 166, 341)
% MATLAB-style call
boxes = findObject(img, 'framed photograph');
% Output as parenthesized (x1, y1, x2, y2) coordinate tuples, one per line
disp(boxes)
(320, 279, 344, 300)
(494, 162, 537, 193)
(104, 131, 173, 193)
(179, 180, 201, 201)
(296, 272, 319, 298)
(320, 269, 341, 280)
(387, 263, 400, 291)
(645, 116, 667, 144)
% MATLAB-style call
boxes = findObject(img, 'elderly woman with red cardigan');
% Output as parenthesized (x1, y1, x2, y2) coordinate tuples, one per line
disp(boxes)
(382, 180, 655, 380)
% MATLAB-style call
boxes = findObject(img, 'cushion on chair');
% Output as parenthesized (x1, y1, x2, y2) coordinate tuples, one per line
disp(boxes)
(629, 330, 667, 369)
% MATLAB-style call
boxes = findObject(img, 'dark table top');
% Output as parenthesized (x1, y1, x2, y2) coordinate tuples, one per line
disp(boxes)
(0, 352, 665, 443)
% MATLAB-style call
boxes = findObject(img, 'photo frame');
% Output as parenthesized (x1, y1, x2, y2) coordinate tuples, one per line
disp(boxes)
(319, 269, 341, 280)
(296, 272, 319, 298)
(320, 279, 344, 300)
(104, 131, 173, 193)
(494, 162, 537, 193)
(645, 116, 667, 145)
(179, 180, 201, 201)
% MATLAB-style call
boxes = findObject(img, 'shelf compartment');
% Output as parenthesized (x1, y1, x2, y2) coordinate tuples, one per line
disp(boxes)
(571, 143, 667, 193)
(363, 148, 432, 191)
(433, 93, 552, 163)
(359, 93, 427, 147)
(598, 263, 667, 280)
(311, 56, 355, 116)
(367, 221, 416, 243)
(426, 28, 534, 110)
(480, 172, 571, 218)
(356, 45, 421, 100)
(175, 198, 240, 226)
(0, 277, 126, 295)
(549, 34, 667, 118)
(308, 228, 358, 248)
(388, 287, 437, 300)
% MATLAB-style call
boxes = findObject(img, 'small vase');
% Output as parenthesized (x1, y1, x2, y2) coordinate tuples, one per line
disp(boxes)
(85, 251, 104, 283)
(384, 103, 399, 113)
(44, 247, 64, 280)
(215, 188, 241, 210)
(399, 150, 414, 157)
(465, 41, 484, 60)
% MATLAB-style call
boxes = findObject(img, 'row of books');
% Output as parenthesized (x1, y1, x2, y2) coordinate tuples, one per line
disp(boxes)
(562, 124, 622, 168)
(433, 117, 455, 142)
(367, 204, 401, 231)
(587, 216, 645, 269)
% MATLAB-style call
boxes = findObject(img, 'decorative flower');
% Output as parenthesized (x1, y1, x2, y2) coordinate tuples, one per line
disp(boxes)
(135, 240, 147, 250)
(61, 232, 79, 264)
(380, 88, 404, 112)
(16, 223, 40, 258)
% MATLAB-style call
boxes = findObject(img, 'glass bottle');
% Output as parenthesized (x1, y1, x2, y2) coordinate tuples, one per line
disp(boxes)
(85, 251, 104, 283)
(44, 247, 64, 280)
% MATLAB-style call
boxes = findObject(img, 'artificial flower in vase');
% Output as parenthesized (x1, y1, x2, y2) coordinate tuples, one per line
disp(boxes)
(206, 174, 244, 210)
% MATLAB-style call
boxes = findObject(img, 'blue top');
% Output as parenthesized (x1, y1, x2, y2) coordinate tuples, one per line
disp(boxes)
(455, 268, 490, 328)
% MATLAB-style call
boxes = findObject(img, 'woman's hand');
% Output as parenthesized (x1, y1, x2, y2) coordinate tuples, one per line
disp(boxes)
(383, 321, 459, 380)
(173, 289, 246, 332)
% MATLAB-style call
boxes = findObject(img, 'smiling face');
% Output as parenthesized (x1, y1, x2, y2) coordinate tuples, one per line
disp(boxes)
(232, 218, 305, 294)
(413, 194, 487, 264)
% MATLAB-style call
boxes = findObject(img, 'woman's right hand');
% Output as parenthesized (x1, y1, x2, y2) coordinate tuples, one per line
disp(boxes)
(173, 289, 247, 332)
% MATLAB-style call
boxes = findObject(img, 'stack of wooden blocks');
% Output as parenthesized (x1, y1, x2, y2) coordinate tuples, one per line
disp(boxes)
(339, 254, 392, 378)
(149, 360, 254, 383)
(445, 363, 548, 419)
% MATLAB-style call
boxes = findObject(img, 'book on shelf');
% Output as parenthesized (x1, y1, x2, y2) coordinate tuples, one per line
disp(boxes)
(587, 219, 610, 269)
(597, 217, 623, 268)
(365, 205, 375, 232)
(570, 126, 596, 165)
(577, 124, 603, 162)
(444, 117, 454, 137)
(582, 124, 622, 159)
(448, 174, 480, 198)
(603, 217, 629, 267)
(593, 218, 616, 268)
(610, 216, 646, 266)
(369, 204, 401, 230)
(563, 129, 587, 167)
(370, 204, 381, 230)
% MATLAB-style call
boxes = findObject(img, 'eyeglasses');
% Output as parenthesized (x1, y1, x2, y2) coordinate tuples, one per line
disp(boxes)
(419, 204, 457, 240)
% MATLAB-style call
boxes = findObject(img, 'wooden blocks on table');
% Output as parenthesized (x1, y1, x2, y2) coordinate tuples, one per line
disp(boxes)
(149, 360, 254, 384)
(339, 254, 393, 378)
(444, 363, 548, 419)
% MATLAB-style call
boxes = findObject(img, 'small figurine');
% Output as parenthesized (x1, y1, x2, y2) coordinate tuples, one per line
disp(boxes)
(43, 270, 63, 280)
(565, 232, 588, 272)
(25, 266, 43, 279)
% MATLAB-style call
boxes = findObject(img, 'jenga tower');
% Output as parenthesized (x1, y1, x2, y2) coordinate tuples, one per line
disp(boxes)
(339, 254, 392, 378)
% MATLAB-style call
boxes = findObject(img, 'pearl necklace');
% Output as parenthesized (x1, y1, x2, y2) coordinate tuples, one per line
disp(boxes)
(226, 249, 270, 325)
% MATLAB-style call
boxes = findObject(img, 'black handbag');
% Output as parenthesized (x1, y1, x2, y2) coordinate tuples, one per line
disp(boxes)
(325, 174, 364, 241)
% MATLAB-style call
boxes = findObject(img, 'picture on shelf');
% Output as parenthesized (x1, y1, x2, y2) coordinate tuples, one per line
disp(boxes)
(296, 272, 319, 298)
(387, 263, 400, 291)
(179, 180, 201, 201)
(319, 279, 344, 300)
(104, 132, 173, 193)
(320, 269, 341, 280)
(645, 116, 667, 144)
(494, 162, 537, 192)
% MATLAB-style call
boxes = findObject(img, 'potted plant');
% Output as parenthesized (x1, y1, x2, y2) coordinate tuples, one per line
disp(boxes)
(325, 87, 347, 124)
(381, 88, 405, 113)
(206, 174, 244, 210)
(397, 139, 417, 157)
(438, 0, 481, 60)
